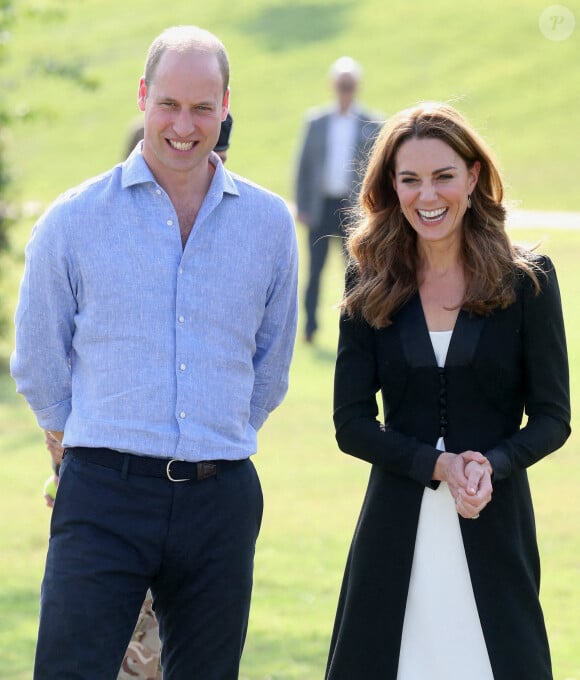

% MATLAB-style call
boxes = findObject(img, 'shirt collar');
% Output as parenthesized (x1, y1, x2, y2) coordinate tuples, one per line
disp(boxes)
(121, 143, 240, 199)
(331, 103, 360, 118)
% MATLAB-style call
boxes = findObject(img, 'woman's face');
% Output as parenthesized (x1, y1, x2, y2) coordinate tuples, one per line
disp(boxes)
(392, 137, 480, 248)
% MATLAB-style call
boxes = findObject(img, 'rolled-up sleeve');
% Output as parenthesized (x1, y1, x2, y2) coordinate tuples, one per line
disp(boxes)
(10, 213, 76, 431)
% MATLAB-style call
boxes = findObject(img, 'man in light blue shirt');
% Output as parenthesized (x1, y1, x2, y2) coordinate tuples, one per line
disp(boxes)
(11, 25, 298, 680)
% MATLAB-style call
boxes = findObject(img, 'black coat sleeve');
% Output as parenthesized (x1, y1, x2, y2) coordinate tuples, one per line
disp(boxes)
(485, 256, 571, 480)
(333, 308, 441, 487)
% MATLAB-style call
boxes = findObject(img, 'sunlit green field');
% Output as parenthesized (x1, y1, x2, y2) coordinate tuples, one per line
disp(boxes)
(0, 0, 578, 677)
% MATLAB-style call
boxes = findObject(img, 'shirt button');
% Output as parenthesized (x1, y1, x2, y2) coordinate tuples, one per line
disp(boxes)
(156, 189, 161, 195)
(179, 363, 186, 371)
(178, 315, 185, 323)
(178, 267, 183, 275)
(179, 411, 186, 419)
(167, 219, 174, 227)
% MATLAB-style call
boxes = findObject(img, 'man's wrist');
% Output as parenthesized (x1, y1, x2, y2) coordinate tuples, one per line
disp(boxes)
(46, 430, 64, 443)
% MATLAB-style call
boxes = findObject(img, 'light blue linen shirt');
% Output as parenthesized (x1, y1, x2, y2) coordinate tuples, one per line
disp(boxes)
(11, 149, 298, 461)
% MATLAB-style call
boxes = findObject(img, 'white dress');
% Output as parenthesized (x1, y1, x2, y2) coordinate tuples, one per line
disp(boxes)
(396, 330, 494, 680)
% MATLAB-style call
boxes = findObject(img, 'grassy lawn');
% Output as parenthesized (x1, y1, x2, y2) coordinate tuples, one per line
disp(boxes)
(0, 0, 578, 677)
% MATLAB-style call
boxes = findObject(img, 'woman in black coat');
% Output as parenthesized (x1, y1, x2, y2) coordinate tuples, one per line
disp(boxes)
(325, 102, 571, 680)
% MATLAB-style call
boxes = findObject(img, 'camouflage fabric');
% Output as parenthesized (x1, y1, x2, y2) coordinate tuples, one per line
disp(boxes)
(118, 590, 163, 680)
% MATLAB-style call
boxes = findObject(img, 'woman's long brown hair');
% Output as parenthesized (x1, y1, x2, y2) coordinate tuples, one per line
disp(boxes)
(343, 102, 540, 328)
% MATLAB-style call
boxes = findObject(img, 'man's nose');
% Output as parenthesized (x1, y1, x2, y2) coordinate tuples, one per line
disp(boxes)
(173, 111, 195, 137)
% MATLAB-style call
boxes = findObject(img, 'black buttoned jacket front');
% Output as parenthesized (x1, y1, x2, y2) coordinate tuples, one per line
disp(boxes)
(326, 255, 571, 680)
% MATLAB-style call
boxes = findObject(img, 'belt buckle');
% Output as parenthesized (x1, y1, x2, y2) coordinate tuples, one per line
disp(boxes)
(166, 458, 189, 482)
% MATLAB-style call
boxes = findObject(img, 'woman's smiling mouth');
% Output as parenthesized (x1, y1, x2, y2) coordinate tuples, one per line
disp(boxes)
(417, 207, 448, 223)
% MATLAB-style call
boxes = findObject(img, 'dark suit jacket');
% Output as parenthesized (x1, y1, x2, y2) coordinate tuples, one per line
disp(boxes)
(294, 105, 382, 227)
(327, 255, 570, 680)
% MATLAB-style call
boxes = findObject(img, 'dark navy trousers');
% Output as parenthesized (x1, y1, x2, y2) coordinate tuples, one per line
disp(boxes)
(34, 448, 263, 680)
(304, 197, 349, 337)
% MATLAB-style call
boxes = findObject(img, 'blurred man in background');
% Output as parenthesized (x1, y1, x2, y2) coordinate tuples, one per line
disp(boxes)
(295, 56, 381, 343)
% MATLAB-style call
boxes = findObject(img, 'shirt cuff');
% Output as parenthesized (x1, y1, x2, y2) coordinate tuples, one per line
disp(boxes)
(33, 398, 72, 432)
(249, 405, 269, 432)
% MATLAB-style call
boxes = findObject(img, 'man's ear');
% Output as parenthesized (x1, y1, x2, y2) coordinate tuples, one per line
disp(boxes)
(137, 78, 147, 113)
(222, 88, 230, 121)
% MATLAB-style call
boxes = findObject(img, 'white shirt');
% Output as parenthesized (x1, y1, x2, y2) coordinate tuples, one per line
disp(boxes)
(397, 329, 493, 679)
(323, 108, 358, 197)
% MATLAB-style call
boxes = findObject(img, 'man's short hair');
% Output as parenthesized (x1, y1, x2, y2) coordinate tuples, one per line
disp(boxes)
(144, 25, 230, 94)
(329, 56, 362, 82)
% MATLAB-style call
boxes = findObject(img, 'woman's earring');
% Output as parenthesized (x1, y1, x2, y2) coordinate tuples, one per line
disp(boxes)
(467, 195, 472, 209)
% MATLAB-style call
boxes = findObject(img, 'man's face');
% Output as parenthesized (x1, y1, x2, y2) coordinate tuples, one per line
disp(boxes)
(334, 73, 358, 111)
(138, 49, 229, 181)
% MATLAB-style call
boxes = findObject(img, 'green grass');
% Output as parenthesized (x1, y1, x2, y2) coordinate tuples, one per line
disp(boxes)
(1, 0, 580, 211)
(0, 0, 579, 677)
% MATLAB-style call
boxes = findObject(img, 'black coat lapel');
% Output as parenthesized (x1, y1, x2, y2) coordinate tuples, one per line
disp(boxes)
(397, 295, 485, 368)
(397, 294, 434, 367)
(447, 309, 484, 366)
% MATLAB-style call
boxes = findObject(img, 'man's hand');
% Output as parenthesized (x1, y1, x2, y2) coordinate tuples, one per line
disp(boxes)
(43, 431, 64, 508)
(45, 431, 64, 467)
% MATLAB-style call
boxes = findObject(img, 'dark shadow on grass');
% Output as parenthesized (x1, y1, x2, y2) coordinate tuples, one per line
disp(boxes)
(240, 1, 356, 51)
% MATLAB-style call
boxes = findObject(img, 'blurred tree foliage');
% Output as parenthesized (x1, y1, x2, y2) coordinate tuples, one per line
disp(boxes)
(0, 1, 14, 343)
(0, 1, 12, 255)
(0, 1, 100, 342)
